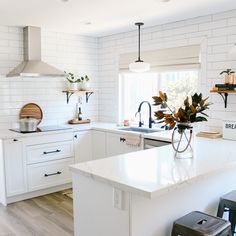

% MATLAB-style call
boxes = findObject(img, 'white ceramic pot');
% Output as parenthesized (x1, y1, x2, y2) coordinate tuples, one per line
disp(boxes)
(79, 82, 89, 91)
(68, 82, 78, 91)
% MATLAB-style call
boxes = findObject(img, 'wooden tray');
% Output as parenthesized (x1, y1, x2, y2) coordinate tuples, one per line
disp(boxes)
(196, 131, 222, 139)
(68, 119, 91, 125)
(19, 103, 43, 124)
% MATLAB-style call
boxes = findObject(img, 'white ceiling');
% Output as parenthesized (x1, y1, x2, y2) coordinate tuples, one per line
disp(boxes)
(0, 0, 236, 37)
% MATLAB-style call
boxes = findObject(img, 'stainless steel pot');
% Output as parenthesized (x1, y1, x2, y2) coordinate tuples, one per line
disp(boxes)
(19, 117, 38, 132)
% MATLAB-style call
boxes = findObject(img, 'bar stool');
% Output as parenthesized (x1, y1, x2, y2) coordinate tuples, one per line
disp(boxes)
(217, 190, 236, 235)
(171, 211, 231, 236)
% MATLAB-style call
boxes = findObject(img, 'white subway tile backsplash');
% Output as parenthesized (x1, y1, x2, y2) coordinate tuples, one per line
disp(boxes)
(0, 29, 99, 129)
(208, 36, 227, 46)
(199, 20, 227, 31)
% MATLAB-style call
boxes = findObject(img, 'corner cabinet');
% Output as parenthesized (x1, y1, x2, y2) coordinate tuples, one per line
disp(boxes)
(3, 138, 27, 197)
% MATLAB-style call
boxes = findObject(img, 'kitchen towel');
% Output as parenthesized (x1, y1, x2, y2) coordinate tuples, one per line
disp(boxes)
(125, 134, 142, 147)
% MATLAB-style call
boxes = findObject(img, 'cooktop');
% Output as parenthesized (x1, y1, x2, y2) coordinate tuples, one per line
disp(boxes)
(10, 126, 72, 133)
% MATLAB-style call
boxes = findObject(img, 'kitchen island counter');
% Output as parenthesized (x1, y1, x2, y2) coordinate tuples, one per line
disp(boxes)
(70, 137, 236, 199)
(70, 137, 236, 236)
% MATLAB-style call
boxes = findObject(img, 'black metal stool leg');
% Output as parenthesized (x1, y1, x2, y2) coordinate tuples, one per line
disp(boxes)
(229, 210, 236, 235)
(217, 200, 225, 218)
(171, 226, 179, 236)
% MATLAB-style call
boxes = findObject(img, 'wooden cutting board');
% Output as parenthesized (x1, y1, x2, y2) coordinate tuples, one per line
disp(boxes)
(19, 103, 43, 124)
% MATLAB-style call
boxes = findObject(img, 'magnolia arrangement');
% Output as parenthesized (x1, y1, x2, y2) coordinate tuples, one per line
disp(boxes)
(152, 91, 212, 130)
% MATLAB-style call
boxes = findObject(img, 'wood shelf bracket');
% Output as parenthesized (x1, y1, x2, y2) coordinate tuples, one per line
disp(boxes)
(63, 91, 94, 104)
(218, 92, 228, 108)
(85, 92, 94, 103)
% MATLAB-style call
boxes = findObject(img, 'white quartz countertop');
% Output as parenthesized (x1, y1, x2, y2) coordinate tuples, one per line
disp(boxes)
(0, 122, 172, 142)
(70, 137, 236, 199)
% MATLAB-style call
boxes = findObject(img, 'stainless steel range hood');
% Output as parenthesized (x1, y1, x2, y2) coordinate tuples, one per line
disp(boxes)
(7, 26, 64, 77)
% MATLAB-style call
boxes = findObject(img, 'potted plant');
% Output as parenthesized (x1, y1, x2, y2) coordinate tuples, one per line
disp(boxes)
(153, 91, 212, 158)
(65, 71, 79, 90)
(220, 69, 235, 84)
(78, 75, 90, 91)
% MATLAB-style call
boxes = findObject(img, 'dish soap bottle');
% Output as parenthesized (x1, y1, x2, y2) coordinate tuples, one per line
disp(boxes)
(78, 107, 82, 121)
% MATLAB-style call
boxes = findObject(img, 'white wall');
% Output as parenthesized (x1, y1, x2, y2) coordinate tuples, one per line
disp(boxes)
(98, 9, 236, 131)
(0, 27, 99, 129)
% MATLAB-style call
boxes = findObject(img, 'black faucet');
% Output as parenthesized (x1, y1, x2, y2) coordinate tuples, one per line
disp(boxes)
(136, 101, 154, 128)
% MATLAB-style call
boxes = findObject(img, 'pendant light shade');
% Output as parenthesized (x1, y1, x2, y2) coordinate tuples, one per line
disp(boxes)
(129, 22, 150, 73)
(129, 61, 150, 72)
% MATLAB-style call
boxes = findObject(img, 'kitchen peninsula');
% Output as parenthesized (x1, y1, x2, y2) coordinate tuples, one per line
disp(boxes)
(70, 137, 236, 236)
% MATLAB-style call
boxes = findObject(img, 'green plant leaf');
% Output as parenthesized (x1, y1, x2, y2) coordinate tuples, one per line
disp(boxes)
(195, 116, 208, 122)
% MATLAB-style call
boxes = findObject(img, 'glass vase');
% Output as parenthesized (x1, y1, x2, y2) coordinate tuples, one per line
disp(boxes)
(171, 123, 194, 159)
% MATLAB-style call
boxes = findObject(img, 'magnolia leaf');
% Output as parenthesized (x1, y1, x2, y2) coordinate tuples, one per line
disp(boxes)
(169, 121, 176, 130)
(154, 111, 164, 120)
(152, 96, 163, 106)
(200, 97, 209, 106)
(190, 105, 197, 114)
(184, 97, 189, 107)
(159, 91, 166, 101)
(195, 116, 208, 122)
(200, 111, 209, 117)
(192, 93, 202, 104)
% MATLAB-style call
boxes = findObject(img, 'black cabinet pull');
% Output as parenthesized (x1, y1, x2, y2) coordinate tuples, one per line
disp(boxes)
(13, 139, 18, 142)
(44, 171, 62, 177)
(120, 137, 126, 142)
(74, 134, 77, 139)
(43, 149, 61, 155)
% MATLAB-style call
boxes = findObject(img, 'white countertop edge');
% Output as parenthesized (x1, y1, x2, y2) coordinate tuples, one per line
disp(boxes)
(69, 165, 153, 198)
(70, 158, 236, 200)
(0, 122, 173, 142)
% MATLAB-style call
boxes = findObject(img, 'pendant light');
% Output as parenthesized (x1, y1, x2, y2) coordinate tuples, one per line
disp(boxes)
(129, 22, 150, 73)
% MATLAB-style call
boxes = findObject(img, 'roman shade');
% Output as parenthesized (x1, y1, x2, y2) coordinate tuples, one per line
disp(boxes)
(119, 45, 201, 72)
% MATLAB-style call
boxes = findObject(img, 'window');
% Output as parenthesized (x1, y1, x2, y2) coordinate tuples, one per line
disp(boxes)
(119, 70, 198, 122)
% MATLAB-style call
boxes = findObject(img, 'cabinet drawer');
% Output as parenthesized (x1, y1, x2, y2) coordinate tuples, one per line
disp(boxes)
(27, 141, 74, 164)
(24, 132, 73, 145)
(27, 158, 74, 191)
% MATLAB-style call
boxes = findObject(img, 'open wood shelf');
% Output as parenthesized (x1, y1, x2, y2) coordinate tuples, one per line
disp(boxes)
(62, 89, 95, 104)
(210, 89, 236, 108)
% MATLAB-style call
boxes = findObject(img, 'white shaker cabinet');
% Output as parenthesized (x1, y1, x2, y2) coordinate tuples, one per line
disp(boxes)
(92, 130, 106, 160)
(74, 131, 92, 163)
(3, 138, 27, 197)
(106, 132, 142, 157)
(106, 132, 126, 157)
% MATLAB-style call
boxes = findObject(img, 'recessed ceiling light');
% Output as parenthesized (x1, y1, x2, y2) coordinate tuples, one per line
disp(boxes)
(58, 0, 69, 3)
(80, 21, 92, 25)
(160, 0, 171, 2)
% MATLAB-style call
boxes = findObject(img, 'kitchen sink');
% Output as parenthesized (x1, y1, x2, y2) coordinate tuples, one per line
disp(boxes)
(118, 127, 162, 133)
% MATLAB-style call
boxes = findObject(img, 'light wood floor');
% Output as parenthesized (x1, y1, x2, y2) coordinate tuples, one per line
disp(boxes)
(0, 191, 73, 236)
